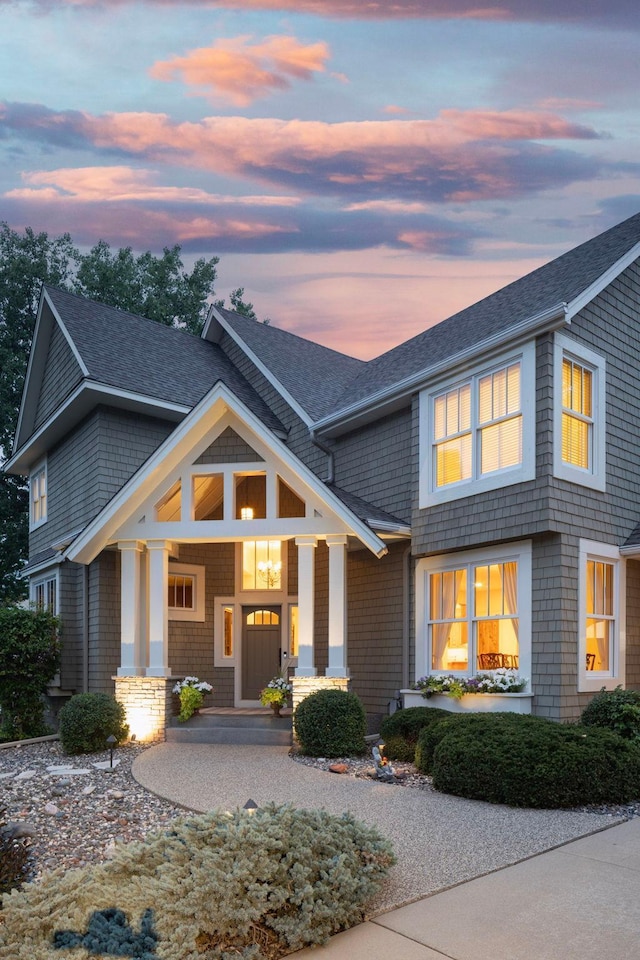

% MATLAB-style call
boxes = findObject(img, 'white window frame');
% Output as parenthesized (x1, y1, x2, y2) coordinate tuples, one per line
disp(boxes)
(236, 540, 287, 594)
(415, 541, 532, 686)
(30, 569, 59, 615)
(419, 343, 536, 507)
(554, 333, 606, 491)
(578, 540, 625, 693)
(213, 596, 299, 670)
(29, 460, 48, 530)
(167, 562, 205, 622)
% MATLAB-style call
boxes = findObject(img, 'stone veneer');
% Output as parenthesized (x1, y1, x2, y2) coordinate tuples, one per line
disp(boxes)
(290, 675, 349, 713)
(113, 676, 175, 743)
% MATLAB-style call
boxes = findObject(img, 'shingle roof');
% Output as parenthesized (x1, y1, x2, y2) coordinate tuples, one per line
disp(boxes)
(216, 308, 365, 421)
(44, 287, 285, 434)
(328, 211, 640, 413)
(326, 483, 410, 528)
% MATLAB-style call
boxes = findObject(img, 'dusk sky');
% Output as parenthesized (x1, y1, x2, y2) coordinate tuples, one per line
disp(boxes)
(1, 0, 639, 358)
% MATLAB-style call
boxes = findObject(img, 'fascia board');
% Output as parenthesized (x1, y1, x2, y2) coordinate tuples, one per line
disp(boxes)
(619, 543, 640, 557)
(12, 291, 54, 454)
(565, 241, 640, 320)
(314, 302, 569, 438)
(4, 381, 190, 475)
(204, 308, 314, 428)
(66, 381, 387, 564)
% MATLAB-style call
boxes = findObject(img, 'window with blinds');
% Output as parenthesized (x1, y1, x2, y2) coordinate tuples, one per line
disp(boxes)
(561, 357, 592, 470)
(432, 361, 522, 488)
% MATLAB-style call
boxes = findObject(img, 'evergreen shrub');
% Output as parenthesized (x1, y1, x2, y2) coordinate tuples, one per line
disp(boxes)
(380, 706, 450, 762)
(427, 712, 640, 808)
(0, 804, 395, 960)
(294, 689, 366, 757)
(0, 606, 60, 741)
(58, 693, 129, 755)
(580, 686, 640, 741)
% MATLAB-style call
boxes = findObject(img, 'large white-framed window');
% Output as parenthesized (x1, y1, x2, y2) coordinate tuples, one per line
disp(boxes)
(30, 570, 59, 614)
(167, 562, 205, 622)
(578, 540, 624, 693)
(415, 541, 532, 685)
(240, 540, 284, 592)
(419, 344, 535, 506)
(554, 333, 606, 491)
(30, 461, 48, 529)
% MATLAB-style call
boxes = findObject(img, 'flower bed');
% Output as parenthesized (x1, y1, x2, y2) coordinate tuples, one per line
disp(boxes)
(402, 669, 532, 714)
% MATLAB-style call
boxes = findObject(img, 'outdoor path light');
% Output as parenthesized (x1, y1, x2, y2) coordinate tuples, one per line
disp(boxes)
(106, 734, 117, 768)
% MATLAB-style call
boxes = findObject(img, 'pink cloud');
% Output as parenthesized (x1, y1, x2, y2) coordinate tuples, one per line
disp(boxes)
(7, 165, 300, 206)
(150, 34, 329, 105)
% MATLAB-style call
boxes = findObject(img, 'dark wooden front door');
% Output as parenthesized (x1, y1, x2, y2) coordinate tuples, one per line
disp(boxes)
(242, 606, 281, 700)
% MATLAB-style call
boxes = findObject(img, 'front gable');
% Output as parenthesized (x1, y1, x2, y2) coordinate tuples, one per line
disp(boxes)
(66, 382, 387, 565)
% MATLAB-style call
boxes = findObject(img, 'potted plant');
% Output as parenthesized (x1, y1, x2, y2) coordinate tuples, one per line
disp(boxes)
(172, 677, 213, 723)
(260, 674, 292, 717)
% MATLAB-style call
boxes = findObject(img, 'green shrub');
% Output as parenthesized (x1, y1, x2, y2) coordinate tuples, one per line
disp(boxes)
(0, 809, 33, 896)
(294, 689, 366, 757)
(59, 693, 129, 755)
(428, 712, 640, 808)
(414, 712, 483, 773)
(581, 686, 640, 741)
(0, 606, 60, 741)
(380, 706, 450, 762)
(0, 804, 395, 959)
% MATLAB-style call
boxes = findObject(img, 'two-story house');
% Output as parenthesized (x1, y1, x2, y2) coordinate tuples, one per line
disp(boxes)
(5, 211, 640, 739)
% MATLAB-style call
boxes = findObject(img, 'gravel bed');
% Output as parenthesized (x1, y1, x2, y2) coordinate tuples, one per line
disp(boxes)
(0, 740, 183, 880)
(2, 740, 638, 889)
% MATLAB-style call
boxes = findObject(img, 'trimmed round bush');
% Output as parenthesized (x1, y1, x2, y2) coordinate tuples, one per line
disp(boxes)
(59, 693, 129, 755)
(428, 712, 640, 808)
(294, 689, 366, 757)
(414, 712, 491, 774)
(0, 804, 395, 960)
(581, 686, 640, 741)
(380, 706, 450, 762)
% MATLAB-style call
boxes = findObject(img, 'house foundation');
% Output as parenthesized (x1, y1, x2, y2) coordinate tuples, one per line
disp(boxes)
(114, 676, 175, 743)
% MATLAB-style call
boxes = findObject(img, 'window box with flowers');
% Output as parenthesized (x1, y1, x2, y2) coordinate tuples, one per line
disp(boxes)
(401, 669, 533, 714)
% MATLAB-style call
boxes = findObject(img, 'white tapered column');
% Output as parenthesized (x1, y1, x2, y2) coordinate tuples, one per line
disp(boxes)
(117, 540, 145, 676)
(295, 536, 317, 677)
(146, 540, 172, 678)
(326, 535, 349, 678)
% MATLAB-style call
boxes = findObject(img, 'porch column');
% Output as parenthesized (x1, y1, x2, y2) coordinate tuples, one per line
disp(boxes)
(295, 536, 317, 677)
(326, 535, 349, 678)
(146, 540, 172, 678)
(117, 540, 145, 676)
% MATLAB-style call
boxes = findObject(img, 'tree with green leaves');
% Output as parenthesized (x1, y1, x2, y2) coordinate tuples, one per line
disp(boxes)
(0, 224, 227, 601)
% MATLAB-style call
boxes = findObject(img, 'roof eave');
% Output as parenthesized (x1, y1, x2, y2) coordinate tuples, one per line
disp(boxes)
(314, 301, 569, 438)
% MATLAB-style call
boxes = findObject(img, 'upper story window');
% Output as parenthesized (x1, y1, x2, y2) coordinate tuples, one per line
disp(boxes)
(30, 461, 47, 529)
(554, 334, 605, 491)
(420, 344, 535, 507)
(242, 540, 282, 590)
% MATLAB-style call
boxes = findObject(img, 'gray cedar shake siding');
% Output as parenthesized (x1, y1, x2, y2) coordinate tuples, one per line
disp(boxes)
(34, 320, 84, 431)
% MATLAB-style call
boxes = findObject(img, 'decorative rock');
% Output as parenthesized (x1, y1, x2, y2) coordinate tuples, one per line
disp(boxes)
(92, 759, 121, 771)
(4, 821, 38, 839)
(82, 785, 96, 796)
(15, 770, 36, 781)
(329, 763, 349, 774)
(44, 802, 60, 816)
(108, 790, 125, 800)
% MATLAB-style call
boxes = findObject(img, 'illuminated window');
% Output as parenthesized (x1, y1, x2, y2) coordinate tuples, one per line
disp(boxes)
(289, 605, 298, 657)
(156, 480, 181, 522)
(278, 478, 305, 518)
(554, 335, 605, 491)
(168, 574, 194, 610)
(562, 358, 592, 469)
(417, 542, 531, 683)
(242, 540, 282, 590)
(236, 474, 266, 520)
(193, 474, 224, 520)
(223, 606, 234, 657)
(246, 609, 280, 625)
(30, 463, 47, 528)
(420, 345, 534, 506)
(579, 541, 624, 692)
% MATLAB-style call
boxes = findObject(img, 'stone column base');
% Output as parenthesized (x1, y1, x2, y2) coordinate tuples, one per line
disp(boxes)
(114, 676, 175, 743)
(291, 675, 350, 713)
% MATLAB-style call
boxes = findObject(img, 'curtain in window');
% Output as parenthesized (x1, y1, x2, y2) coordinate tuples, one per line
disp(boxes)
(503, 561, 519, 641)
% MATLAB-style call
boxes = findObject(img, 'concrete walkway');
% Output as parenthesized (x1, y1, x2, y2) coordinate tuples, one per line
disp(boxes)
(133, 743, 637, 958)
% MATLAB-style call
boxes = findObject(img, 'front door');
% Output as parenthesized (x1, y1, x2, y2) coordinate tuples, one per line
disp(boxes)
(242, 606, 281, 700)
